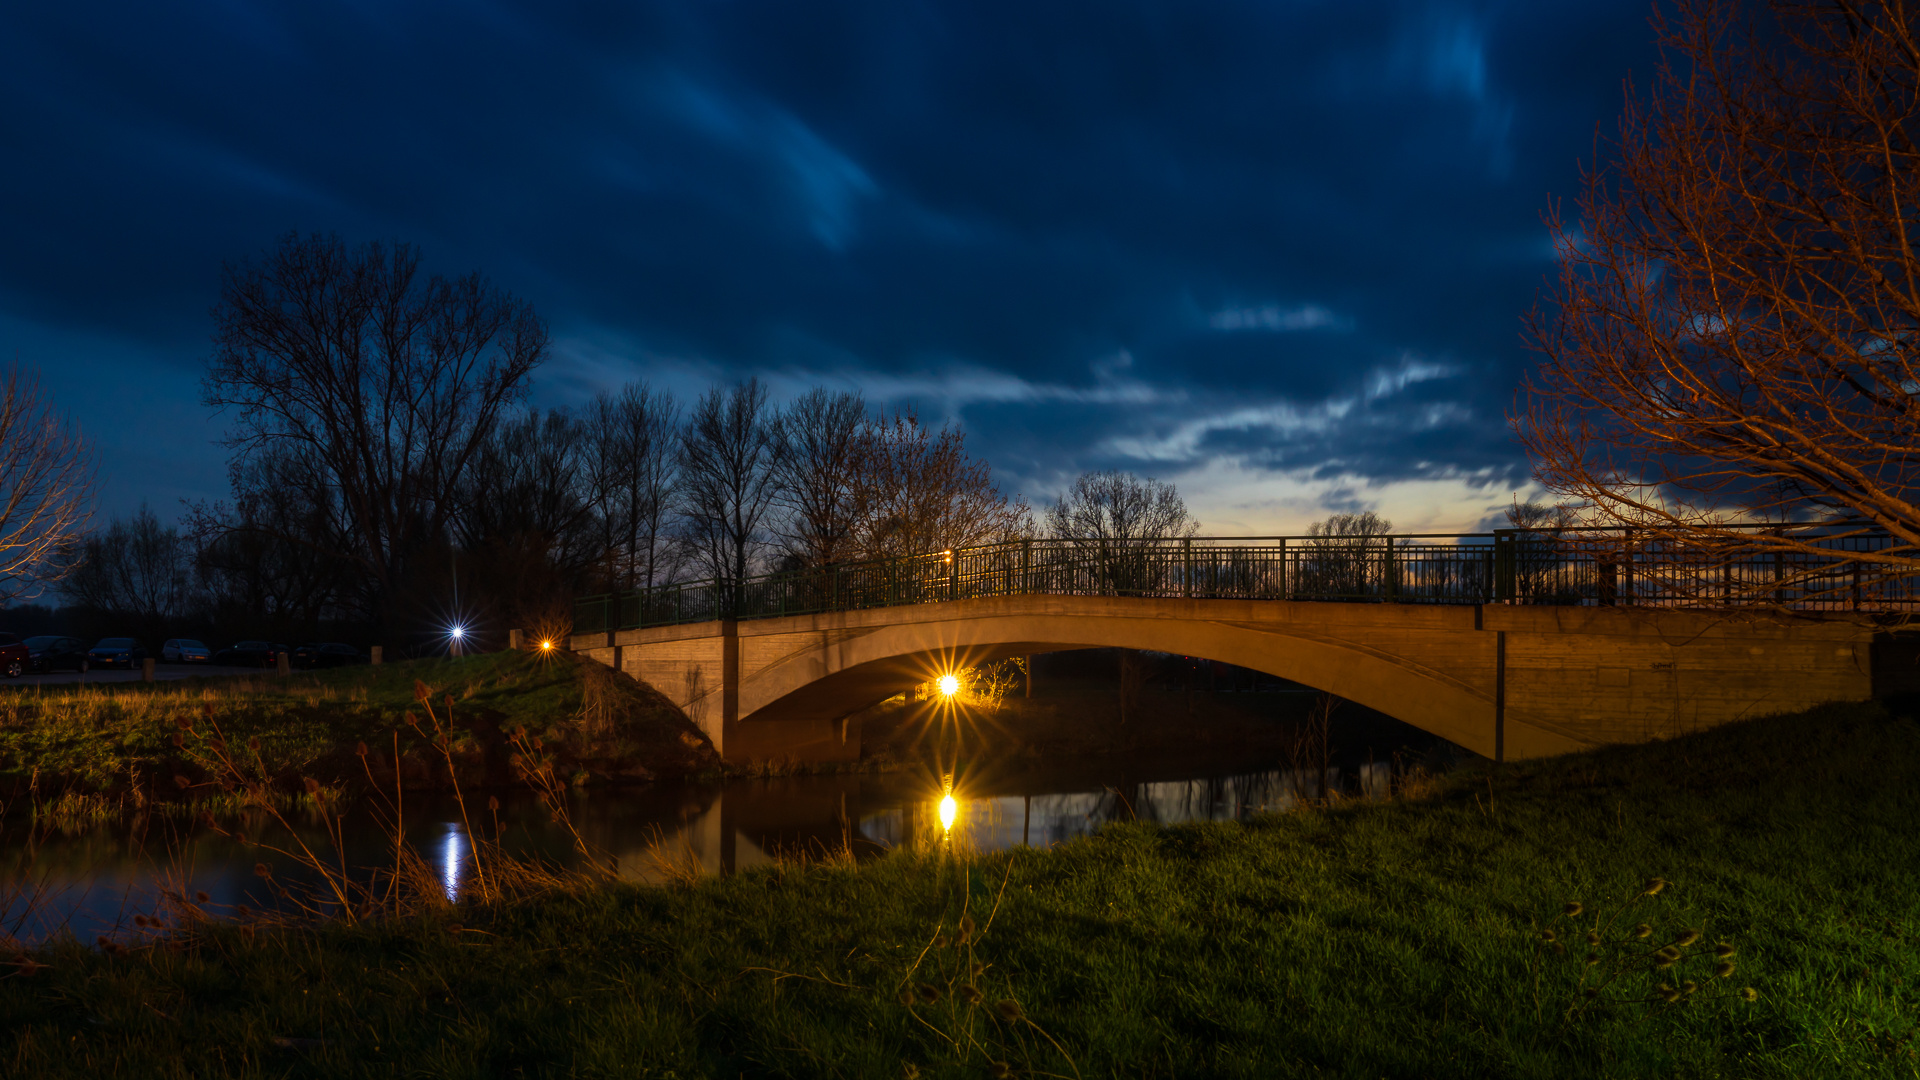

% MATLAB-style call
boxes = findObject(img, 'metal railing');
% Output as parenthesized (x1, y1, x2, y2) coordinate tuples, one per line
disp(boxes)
(573, 526, 1920, 635)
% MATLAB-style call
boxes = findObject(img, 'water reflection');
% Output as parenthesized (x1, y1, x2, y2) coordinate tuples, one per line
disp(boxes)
(1, 755, 1405, 941)
(438, 824, 469, 903)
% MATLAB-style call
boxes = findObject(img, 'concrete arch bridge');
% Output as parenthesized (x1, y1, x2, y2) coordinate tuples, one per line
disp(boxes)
(573, 594, 1901, 765)
(571, 532, 1920, 763)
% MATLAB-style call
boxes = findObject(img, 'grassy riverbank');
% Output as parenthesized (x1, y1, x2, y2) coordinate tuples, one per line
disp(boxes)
(0, 652, 717, 816)
(4, 698, 1918, 1077)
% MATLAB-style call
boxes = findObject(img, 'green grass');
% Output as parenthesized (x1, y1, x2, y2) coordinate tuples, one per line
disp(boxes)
(0, 652, 715, 815)
(3, 699, 1918, 1077)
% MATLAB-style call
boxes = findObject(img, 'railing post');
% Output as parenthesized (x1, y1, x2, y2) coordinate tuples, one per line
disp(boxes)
(949, 550, 959, 601)
(1021, 539, 1032, 595)
(1385, 538, 1398, 602)
(1183, 538, 1193, 599)
(1493, 530, 1515, 603)
(1622, 529, 1635, 605)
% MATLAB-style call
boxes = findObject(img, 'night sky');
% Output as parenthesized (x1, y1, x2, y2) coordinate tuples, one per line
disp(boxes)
(2, 1, 1656, 534)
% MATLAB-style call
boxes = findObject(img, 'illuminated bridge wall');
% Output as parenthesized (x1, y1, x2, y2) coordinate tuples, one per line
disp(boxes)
(571, 594, 1887, 765)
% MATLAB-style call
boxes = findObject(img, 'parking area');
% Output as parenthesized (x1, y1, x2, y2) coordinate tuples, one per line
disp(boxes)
(6, 664, 281, 687)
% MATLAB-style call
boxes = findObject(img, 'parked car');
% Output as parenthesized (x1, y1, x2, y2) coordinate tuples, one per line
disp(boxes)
(293, 642, 367, 669)
(87, 638, 150, 669)
(0, 633, 30, 678)
(213, 641, 283, 667)
(161, 639, 211, 664)
(23, 635, 88, 674)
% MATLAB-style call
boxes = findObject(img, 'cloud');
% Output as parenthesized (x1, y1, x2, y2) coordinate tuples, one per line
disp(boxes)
(0, 0, 1659, 529)
(1098, 355, 1460, 463)
(653, 71, 879, 249)
(1208, 304, 1351, 333)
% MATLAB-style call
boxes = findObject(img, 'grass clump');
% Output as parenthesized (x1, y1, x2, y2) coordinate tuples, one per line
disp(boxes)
(1, 698, 1917, 1077)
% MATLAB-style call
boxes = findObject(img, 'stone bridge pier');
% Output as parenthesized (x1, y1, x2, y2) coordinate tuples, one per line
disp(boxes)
(571, 595, 1897, 765)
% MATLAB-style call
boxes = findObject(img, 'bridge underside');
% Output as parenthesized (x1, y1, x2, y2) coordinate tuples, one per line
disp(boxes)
(573, 595, 1877, 764)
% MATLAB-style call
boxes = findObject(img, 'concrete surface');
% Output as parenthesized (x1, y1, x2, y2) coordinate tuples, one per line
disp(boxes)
(576, 595, 1884, 765)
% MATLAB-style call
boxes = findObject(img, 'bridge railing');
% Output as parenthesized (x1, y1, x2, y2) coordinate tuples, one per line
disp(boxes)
(572, 526, 1920, 635)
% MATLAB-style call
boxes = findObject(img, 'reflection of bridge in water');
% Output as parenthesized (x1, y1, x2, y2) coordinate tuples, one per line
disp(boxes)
(572, 530, 1920, 764)
(536, 764, 1398, 883)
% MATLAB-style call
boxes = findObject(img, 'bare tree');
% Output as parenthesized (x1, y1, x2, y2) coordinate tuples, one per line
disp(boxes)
(64, 504, 192, 643)
(586, 383, 681, 592)
(0, 367, 93, 602)
(204, 233, 546, 636)
(1522, 0, 1920, 596)
(1046, 470, 1198, 594)
(1299, 510, 1394, 599)
(769, 388, 867, 570)
(677, 379, 780, 592)
(456, 409, 602, 628)
(851, 409, 1030, 561)
(189, 455, 358, 635)
(1506, 498, 1582, 603)
(1046, 470, 1199, 541)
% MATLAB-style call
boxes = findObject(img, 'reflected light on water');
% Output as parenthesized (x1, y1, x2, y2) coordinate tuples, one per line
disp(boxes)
(440, 824, 467, 902)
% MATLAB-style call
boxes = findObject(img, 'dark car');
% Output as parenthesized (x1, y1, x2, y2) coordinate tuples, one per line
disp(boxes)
(212, 640, 280, 667)
(0, 633, 29, 678)
(161, 638, 211, 663)
(24, 635, 88, 674)
(294, 642, 366, 669)
(86, 638, 150, 669)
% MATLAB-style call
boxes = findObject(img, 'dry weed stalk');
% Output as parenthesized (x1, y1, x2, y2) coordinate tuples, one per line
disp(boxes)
(640, 824, 704, 887)
(505, 721, 617, 879)
(173, 704, 360, 923)
(1283, 693, 1339, 805)
(401, 681, 495, 901)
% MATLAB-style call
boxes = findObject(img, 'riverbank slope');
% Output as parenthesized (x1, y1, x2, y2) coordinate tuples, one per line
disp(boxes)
(3, 697, 1917, 1077)
(0, 651, 719, 812)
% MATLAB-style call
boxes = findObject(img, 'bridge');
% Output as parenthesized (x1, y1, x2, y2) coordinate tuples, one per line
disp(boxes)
(570, 529, 1920, 764)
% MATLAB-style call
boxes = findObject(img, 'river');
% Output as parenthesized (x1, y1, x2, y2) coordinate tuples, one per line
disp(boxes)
(0, 745, 1407, 943)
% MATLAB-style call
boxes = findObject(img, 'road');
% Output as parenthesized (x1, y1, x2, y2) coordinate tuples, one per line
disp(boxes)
(4, 664, 279, 687)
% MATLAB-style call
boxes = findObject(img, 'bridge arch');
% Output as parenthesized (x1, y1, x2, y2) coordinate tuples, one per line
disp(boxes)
(734, 604, 1504, 757)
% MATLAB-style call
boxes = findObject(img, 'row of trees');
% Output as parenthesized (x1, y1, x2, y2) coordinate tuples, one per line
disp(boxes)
(48, 229, 1204, 650)
(67, 400, 1201, 648)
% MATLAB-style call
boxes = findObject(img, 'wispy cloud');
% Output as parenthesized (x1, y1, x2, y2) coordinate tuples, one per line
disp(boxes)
(652, 70, 879, 249)
(1100, 355, 1459, 462)
(1208, 303, 1351, 333)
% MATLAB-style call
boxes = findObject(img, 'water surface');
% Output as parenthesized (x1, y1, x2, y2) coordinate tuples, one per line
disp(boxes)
(1, 748, 1400, 942)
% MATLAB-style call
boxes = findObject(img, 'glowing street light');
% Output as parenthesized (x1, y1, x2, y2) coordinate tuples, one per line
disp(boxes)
(938, 673, 960, 698)
(539, 639, 554, 651)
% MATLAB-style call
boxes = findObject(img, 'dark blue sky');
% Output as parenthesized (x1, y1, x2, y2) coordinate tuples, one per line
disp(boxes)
(1, 0, 1655, 533)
